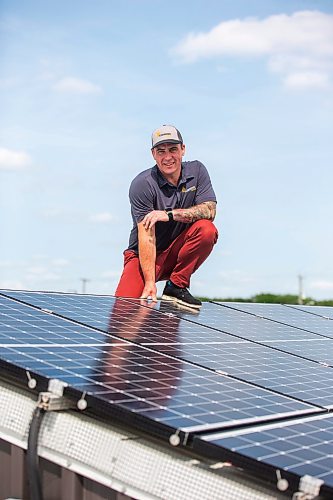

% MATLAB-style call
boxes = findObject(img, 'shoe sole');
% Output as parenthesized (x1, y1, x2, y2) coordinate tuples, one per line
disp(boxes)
(161, 294, 202, 309)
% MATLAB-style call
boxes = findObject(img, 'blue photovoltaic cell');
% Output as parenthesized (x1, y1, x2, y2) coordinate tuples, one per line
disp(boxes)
(0, 291, 238, 345)
(2, 292, 333, 408)
(156, 300, 333, 367)
(1, 290, 116, 328)
(0, 294, 108, 345)
(287, 304, 333, 320)
(0, 294, 318, 435)
(218, 302, 333, 339)
(195, 413, 333, 491)
(2, 290, 333, 496)
(156, 341, 333, 408)
(160, 300, 331, 343)
(5, 291, 333, 366)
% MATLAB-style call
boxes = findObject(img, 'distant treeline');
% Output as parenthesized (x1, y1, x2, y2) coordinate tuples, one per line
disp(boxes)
(200, 293, 333, 307)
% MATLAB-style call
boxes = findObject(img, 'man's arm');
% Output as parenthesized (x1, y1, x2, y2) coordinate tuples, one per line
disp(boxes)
(138, 221, 158, 301)
(141, 201, 216, 230)
(172, 201, 216, 223)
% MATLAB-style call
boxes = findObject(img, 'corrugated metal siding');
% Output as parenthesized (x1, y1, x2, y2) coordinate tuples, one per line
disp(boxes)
(0, 438, 130, 500)
(1, 438, 27, 499)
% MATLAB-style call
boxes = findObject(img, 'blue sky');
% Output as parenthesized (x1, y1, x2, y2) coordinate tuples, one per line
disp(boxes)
(1, 0, 333, 299)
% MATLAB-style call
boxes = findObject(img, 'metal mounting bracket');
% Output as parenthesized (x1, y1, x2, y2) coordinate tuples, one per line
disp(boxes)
(295, 474, 324, 499)
(37, 378, 74, 411)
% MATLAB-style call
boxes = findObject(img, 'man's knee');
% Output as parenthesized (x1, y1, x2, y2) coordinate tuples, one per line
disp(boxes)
(190, 220, 218, 244)
(114, 251, 145, 297)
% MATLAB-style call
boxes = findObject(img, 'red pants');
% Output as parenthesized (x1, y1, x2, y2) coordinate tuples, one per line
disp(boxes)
(115, 220, 218, 298)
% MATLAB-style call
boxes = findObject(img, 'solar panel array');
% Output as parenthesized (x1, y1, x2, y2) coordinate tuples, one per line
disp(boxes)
(195, 413, 333, 493)
(0, 289, 332, 497)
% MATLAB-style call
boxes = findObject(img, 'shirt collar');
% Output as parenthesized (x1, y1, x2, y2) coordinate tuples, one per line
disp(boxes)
(154, 163, 194, 188)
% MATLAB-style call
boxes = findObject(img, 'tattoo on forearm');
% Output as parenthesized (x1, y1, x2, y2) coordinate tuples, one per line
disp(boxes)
(173, 201, 216, 223)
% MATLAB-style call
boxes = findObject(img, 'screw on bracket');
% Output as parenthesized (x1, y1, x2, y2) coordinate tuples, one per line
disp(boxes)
(26, 371, 37, 389)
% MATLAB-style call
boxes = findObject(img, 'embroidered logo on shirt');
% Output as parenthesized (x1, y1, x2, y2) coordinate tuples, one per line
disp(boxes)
(181, 186, 197, 193)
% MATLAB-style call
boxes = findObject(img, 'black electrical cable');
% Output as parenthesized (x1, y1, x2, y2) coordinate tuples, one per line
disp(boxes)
(27, 406, 45, 500)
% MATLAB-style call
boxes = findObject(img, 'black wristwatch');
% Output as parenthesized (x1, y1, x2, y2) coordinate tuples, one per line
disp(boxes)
(165, 210, 174, 222)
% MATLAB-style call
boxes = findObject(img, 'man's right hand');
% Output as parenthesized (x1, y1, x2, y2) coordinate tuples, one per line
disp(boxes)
(142, 210, 169, 230)
(140, 281, 158, 302)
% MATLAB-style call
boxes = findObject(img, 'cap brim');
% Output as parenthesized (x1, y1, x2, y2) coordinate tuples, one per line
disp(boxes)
(152, 139, 182, 149)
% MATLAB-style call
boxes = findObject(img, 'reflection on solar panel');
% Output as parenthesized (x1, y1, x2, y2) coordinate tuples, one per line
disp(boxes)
(1, 289, 333, 497)
(194, 413, 333, 494)
(1, 290, 234, 344)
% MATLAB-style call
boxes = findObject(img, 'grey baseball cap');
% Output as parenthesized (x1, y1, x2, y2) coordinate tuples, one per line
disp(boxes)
(151, 125, 183, 149)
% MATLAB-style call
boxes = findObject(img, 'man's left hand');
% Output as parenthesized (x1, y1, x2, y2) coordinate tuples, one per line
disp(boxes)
(142, 210, 168, 230)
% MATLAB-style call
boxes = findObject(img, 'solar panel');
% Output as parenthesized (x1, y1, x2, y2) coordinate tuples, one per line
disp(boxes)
(159, 300, 333, 366)
(194, 413, 333, 495)
(1, 293, 318, 441)
(0, 290, 237, 344)
(5, 290, 333, 362)
(217, 301, 333, 338)
(155, 341, 333, 408)
(287, 304, 333, 320)
(167, 300, 333, 343)
(2, 291, 333, 409)
(2, 290, 333, 496)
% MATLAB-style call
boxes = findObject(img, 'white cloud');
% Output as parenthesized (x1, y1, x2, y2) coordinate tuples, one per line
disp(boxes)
(0, 147, 32, 170)
(172, 11, 333, 89)
(53, 76, 102, 94)
(283, 71, 330, 89)
(89, 212, 114, 223)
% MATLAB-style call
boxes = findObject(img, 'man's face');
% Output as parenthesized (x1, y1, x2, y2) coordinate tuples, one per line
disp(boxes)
(152, 142, 185, 179)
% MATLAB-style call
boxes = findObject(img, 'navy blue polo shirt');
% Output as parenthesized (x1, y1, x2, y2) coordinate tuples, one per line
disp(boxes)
(127, 160, 217, 253)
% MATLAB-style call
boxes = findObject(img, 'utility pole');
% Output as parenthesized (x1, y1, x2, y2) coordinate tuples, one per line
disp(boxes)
(80, 278, 90, 294)
(298, 275, 304, 305)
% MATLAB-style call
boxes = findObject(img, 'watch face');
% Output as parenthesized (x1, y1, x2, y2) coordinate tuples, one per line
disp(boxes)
(167, 211, 173, 221)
